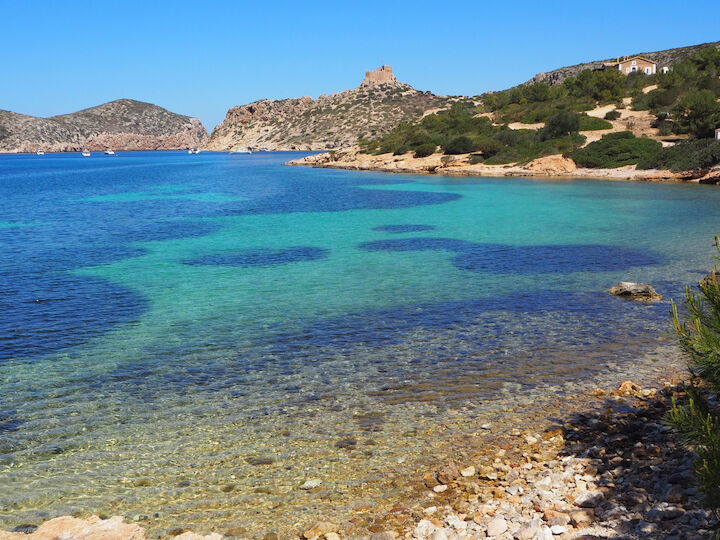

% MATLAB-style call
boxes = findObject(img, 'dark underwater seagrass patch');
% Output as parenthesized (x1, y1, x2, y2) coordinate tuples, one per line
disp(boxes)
(183, 246, 329, 267)
(372, 224, 436, 233)
(359, 237, 661, 274)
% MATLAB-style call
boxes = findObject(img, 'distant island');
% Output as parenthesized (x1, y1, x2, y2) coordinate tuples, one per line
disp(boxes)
(0, 99, 208, 153)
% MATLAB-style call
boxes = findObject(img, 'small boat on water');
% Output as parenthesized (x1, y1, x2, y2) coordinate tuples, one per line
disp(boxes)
(81, 150, 91, 157)
(188, 147, 201, 154)
(104, 150, 115, 155)
(36, 149, 45, 156)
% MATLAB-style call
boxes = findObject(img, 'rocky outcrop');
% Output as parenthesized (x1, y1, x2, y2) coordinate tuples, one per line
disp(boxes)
(289, 150, 685, 181)
(0, 99, 208, 153)
(0, 516, 222, 540)
(523, 155, 577, 175)
(206, 67, 455, 152)
(608, 281, 662, 301)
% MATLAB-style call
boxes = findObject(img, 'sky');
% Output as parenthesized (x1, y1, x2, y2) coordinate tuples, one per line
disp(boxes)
(2, 0, 718, 131)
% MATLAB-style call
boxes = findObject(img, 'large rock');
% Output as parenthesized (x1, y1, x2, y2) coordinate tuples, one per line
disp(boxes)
(608, 281, 662, 301)
(0, 516, 145, 540)
(0, 516, 223, 540)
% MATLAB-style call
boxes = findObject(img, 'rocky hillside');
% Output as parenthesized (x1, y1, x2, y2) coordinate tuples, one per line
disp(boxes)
(206, 66, 456, 151)
(0, 99, 208, 153)
(526, 40, 720, 86)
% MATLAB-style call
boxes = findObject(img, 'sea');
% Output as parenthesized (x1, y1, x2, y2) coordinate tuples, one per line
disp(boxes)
(1, 150, 719, 536)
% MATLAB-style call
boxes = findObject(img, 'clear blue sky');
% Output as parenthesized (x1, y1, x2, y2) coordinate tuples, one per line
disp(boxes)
(2, 0, 718, 131)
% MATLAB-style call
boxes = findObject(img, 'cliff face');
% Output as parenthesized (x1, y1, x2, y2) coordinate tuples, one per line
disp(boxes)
(0, 99, 208, 153)
(207, 66, 454, 151)
(526, 40, 720, 86)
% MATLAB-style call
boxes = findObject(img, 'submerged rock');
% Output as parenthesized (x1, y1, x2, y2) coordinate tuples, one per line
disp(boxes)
(0, 516, 145, 540)
(608, 281, 662, 301)
(0, 516, 222, 540)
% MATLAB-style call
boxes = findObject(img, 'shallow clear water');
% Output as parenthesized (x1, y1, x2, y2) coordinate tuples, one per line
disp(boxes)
(1, 151, 719, 535)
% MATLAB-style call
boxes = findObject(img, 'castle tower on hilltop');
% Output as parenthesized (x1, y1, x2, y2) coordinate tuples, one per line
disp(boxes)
(361, 65, 396, 87)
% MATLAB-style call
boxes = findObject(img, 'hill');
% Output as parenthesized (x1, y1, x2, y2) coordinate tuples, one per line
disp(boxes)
(206, 66, 457, 151)
(292, 42, 720, 182)
(526, 40, 720, 86)
(0, 99, 209, 153)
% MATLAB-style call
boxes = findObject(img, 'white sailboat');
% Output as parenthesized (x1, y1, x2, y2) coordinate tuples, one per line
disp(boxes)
(104, 150, 115, 155)
(188, 147, 201, 154)
(81, 150, 91, 157)
(36, 149, 45, 155)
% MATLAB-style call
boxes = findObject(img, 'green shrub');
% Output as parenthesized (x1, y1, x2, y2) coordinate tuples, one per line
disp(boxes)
(475, 137, 503, 157)
(658, 123, 673, 136)
(539, 111, 580, 140)
(668, 241, 720, 536)
(638, 139, 720, 172)
(468, 154, 484, 165)
(631, 92, 651, 111)
(673, 90, 720, 138)
(579, 115, 613, 131)
(570, 131, 661, 168)
(393, 146, 409, 156)
(443, 135, 475, 154)
(414, 143, 436, 158)
(604, 109, 621, 120)
(485, 133, 585, 165)
(563, 68, 625, 102)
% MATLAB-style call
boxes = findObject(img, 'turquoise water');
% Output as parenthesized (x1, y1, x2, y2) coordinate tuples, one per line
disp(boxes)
(1, 151, 719, 535)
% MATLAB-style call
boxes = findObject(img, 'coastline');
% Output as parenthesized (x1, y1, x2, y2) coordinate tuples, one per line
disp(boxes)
(286, 147, 720, 184)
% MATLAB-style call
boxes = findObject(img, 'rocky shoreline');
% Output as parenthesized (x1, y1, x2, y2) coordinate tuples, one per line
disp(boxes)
(287, 148, 720, 185)
(2, 368, 713, 540)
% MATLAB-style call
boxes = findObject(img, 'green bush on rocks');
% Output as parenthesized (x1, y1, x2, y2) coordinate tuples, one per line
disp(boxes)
(570, 131, 662, 168)
(638, 139, 720, 172)
(414, 143, 436, 158)
(443, 136, 475, 155)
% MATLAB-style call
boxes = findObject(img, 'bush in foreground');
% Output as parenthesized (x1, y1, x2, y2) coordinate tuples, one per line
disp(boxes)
(604, 109, 621, 120)
(570, 131, 661, 168)
(669, 240, 720, 535)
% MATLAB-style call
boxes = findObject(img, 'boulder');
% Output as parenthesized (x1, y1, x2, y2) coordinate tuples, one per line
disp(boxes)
(0, 516, 145, 540)
(436, 461, 460, 484)
(303, 522, 339, 540)
(608, 281, 662, 301)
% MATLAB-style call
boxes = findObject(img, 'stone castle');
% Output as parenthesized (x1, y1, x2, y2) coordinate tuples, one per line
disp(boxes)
(361, 65, 396, 86)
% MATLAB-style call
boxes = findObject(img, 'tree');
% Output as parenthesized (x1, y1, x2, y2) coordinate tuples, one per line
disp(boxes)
(673, 90, 720, 138)
(669, 239, 720, 536)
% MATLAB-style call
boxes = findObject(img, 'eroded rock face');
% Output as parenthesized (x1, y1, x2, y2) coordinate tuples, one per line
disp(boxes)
(523, 155, 577, 174)
(0, 99, 208, 153)
(608, 281, 662, 301)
